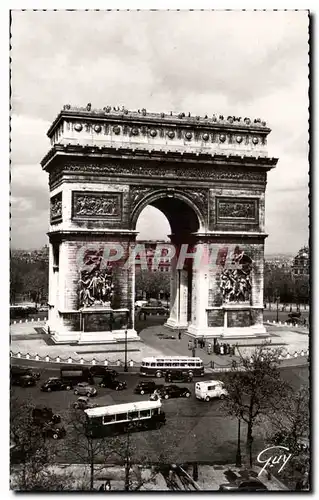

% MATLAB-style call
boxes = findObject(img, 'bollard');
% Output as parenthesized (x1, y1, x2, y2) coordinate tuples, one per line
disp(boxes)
(19, 320, 22, 324)
(68, 357, 73, 364)
(104, 359, 108, 366)
(294, 352, 298, 358)
(301, 350, 304, 356)
(31, 318, 34, 322)
(26, 319, 28, 323)
(80, 358, 84, 364)
(129, 360, 134, 367)
(35, 354, 39, 361)
(117, 360, 121, 366)
(92, 358, 96, 365)
(26, 353, 30, 360)
(286, 353, 290, 359)
(56, 356, 60, 363)
(45, 356, 50, 362)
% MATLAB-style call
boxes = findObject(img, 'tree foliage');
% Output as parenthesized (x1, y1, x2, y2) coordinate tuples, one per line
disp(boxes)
(10, 257, 48, 304)
(10, 398, 73, 491)
(264, 386, 310, 490)
(221, 344, 288, 467)
(135, 269, 170, 299)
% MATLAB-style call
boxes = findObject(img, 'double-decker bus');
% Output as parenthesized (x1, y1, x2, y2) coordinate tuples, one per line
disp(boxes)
(84, 400, 166, 438)
(140, 356, 204, 378)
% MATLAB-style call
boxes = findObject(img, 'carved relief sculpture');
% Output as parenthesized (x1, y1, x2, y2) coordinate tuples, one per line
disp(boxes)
(78, 265, 114, 308)
(50, 192, 62, 223)
(218, 199, 256, 219)
(219, 247, 253, 303)
(72, 192, 121, 219)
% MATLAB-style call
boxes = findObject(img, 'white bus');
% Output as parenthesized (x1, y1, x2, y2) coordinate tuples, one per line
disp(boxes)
(84, 400, 166, 437)
(140, 356, 204, 378)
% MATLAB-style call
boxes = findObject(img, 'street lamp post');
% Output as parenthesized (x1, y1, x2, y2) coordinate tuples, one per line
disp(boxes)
(276, 295, 280, 323)
(236, 418, 242, 467)
(124, 329, 128, 372)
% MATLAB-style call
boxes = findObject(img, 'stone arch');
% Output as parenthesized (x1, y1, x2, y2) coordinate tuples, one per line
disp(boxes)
(130, 188, 206, 234)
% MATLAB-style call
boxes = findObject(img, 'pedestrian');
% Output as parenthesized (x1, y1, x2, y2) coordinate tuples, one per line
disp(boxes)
(99, 483, 105, 491)
(188, 340, 192, 350)
(105, 480, 111, 491)
(220, 343, 224, 356)
(202, 338, 206, 349)
(207, 343, 212, 355)
(178, 331, 181, 340)
(194, 339, 198, 349)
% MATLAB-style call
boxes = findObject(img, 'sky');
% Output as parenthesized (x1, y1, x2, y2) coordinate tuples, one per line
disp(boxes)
(10, 9, 309, 255)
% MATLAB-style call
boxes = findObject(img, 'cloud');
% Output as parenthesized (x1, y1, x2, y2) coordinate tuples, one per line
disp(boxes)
(10, 10, 309, 254)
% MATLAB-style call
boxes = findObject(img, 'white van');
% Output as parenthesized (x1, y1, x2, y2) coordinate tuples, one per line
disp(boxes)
(195, 380, 228, 402)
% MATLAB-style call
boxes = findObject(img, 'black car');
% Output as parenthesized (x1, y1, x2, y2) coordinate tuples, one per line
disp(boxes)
(32, 407, 65, 440)
(134, 381, 164, 395)
(89, 366, 118, 378)
(32, 407, 61, 425)
(11, 366, 40, 380)
(99, 376, 127, 390)
(219, 478, 268, 492)
(11, 374, 37, 387)
(151, 385, 191, 400)
(165, 370, 193, 383)
(41, 377, 72, 392)
(42, 422, 66, 440)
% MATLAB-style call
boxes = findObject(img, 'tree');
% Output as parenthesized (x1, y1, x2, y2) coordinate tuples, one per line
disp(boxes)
(10, 398, 73, 491)
(66, 408, 114, 491)
(265, 386, 310, 490)
(221, 344, 288, 467)
(135, 270, 170, 300)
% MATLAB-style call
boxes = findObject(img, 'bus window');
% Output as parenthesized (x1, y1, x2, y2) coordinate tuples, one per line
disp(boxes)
(116, 413, 128, 422)
(157, 362, 164, 367)
(196, 362, 201, 367)
(188, 362, 195, 367)
(150, 362, 156, 367)
(129, 411, 139, 420)
(142, 362, 145, 366)
(139, 409, 151, 418)
(145, 362, 150, 367)
(172, 362, 179, 367)
(103, 415, 116, 424)
(180, 362, 186, 367)
(164, 363, 172, 367)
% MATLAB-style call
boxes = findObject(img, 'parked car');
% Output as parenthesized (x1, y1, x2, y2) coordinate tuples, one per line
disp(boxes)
(73, 396, 99, 410)
(32, 406, 65, 440)
(219, 478, 268, 492)
(41, 377, 72, 392)
(99, 376, 127, 391)
(151, 385, 191, 400)
(32, 407, 61, 425)
(165, 370, 193, 383)
(134, 381, 164, 395)
(42, 422, 66, 440)
(11, 367, 40, 387)
(89, 366, 118, 378)
(74, 382, 97, 397)
(11, 374, 37, 387)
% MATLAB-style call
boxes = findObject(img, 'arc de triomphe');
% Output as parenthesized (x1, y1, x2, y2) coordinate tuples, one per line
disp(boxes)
(41, 105, 278, 344)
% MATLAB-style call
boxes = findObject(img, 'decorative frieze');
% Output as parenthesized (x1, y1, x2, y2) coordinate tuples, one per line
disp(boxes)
(72, 191, 122, 220)
(61, 162, 267, 183)
(50, 192, 62, 224)
(216, 197, 258, 223)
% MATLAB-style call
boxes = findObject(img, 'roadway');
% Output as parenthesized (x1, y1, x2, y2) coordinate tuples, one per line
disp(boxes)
(11, 363, 309, 465)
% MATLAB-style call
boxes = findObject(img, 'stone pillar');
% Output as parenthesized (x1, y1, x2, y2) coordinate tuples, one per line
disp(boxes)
(166, 257, 188, 330)
(187, 243, 210, 336)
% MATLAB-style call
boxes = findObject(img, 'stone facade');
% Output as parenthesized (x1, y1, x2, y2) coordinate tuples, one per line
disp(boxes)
(41, 105, 277, 343)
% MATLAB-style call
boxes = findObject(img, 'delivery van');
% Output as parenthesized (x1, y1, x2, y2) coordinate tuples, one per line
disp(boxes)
(195, 380, 228, 402)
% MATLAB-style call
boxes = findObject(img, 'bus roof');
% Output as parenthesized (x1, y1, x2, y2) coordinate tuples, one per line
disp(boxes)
(84, 400, 162, 418)
(141, 356, 203, 362)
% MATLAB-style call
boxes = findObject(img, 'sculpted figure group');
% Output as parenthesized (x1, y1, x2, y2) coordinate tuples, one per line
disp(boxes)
(78, 267, 114, 308)
(219, 247, 253, 303)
